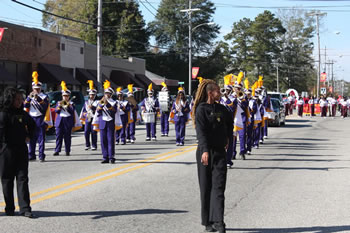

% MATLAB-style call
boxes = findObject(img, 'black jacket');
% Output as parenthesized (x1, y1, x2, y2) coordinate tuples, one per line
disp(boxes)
(0, 108, 35, 151)
(195, 102, 233, 153)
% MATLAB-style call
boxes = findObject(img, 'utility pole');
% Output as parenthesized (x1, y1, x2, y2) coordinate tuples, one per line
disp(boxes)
(180, 1, 200, 96)
(308, 12, 326, 99)
(188, 0, 192, 96)
(276, 65, 279, 92)
(97, 0, 103, 91)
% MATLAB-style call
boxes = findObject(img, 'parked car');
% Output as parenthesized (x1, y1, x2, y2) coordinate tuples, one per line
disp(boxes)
(267, 98, 286, 127)
(46, 91, 85, 134)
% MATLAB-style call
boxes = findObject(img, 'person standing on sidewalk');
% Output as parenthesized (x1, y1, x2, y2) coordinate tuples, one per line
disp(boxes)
(192, 79, 233, 233)
(0, 88, 36, 218)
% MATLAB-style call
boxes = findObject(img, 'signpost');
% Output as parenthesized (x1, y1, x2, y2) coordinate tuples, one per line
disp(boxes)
(320, 87, 327, 95)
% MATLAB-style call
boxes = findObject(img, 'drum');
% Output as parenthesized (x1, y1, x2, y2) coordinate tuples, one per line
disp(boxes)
(143, 112, 155, 123)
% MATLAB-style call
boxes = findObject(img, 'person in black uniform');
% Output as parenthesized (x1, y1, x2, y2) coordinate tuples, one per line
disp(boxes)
(192, 79, 233, 233)
(0, 88, 35, 218)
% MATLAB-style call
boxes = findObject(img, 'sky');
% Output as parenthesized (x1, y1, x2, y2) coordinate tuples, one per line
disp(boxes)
(0, 0, 349, 81)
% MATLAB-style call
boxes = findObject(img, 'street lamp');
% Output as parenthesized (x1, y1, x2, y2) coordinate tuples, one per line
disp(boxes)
(181, 1, 214, 96)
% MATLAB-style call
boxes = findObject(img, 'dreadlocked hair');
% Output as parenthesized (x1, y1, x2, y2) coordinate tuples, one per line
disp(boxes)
(192, 79, 218, 128)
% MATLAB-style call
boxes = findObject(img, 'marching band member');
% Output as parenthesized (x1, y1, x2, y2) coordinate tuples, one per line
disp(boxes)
(53, 81, 81, 156)
(220, 74, 236, 167)
(260, 76, 272, 139)
(288, 95, 294, 115)
(232, 72, 248, 160)
(24, 71, 52, 162)
(309, 96, 315, 117)
(80, 80, 98, 150)
(93, 80, 119, 163)
(160, 82, 170, 137)
(245, 79, 255, 155)
(297, 96, 304, 117)
(346, 97, 350, 117)
(330, 96, 338, 118)
(340, 97, 348, 118)
(253, 83, 263, 149)
(170, 87, 190, 146)
(115, 87, 131, 145)
(319, 96, 328, 118)
(126, 84, 138, 143)
(140, 84, 159, 141)
(283, 96, 290, 116)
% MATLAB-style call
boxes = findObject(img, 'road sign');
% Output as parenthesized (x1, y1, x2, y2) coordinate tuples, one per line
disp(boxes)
(178, 81, 185, 85)
(320, 87, 327, 95)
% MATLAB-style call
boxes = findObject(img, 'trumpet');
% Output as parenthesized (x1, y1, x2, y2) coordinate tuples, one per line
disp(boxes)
(30, 91, 38, 100)
(99, 97, 107, 106)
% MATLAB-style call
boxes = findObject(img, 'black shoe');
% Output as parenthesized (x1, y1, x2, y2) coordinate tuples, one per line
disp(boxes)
(205, 225, 217, 232)
(21, 211, 34, 218)
(53, 152, 59, 156)
(66, 152, 70, 156)
(213, 222, 226, 233)
(39, 159, 45, 163)
(240, 153, 246, 160)
(110, 158, 116, 164)
(29, 157, 36, 161)
(5, 211, 15, 216)
(101, 160, 109, 164)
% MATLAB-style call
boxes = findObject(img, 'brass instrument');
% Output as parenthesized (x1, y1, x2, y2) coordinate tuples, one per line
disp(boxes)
(236, 90, 245, 100)
(220, 88, 226, 95)
(99, 97, 107, 106)
(59, 96, 75, 109)
(30, 91, 38, 100)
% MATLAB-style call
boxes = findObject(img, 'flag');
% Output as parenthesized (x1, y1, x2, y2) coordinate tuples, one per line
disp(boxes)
(192, 67, 200, 79)
(320, 72, 327, 82)
(0, 28, 5, 42)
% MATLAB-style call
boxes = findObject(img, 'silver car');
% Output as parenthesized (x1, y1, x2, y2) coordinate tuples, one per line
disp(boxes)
(267, 98, 286, 127)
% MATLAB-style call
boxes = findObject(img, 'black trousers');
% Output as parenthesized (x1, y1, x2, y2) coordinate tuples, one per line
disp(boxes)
(0, 145, 31, 214)
(196, 147, 227, 226)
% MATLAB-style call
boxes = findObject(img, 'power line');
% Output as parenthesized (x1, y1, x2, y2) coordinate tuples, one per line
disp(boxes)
(136, 0, 157, 17)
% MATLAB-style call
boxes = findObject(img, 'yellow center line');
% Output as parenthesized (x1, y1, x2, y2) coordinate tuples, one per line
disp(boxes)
(30, 147, 197, 205)
(0, 145, 197, 207)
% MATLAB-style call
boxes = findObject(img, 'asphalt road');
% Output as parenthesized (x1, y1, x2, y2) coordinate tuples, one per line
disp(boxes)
(1, 115, 350, 233)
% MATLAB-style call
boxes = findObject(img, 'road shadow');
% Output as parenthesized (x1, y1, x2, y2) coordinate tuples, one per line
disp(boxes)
(286, 119, 315, 123)
(283, 124, 312, 128)
(247, 158, 340, 162)
(255, 153, 342, 157)
(227, 225, 350, 232)
(33, 208, 188, 219)
(232, 166, 349, 171)
(278, 138, 330, 141)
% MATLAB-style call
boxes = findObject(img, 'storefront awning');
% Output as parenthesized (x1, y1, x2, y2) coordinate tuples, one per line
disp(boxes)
(39, 63, 80, 85)
(145, 70, 179, 87)
(76, 68, 98, 86)
(110, 70, 145, 88)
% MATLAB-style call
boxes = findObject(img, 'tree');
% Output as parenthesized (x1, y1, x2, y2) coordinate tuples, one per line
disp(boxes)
(276, 9, 316, 93)
(149, 0, 220, 55)
(224, 10, 286, 90)
(43, 0, 149, 57)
